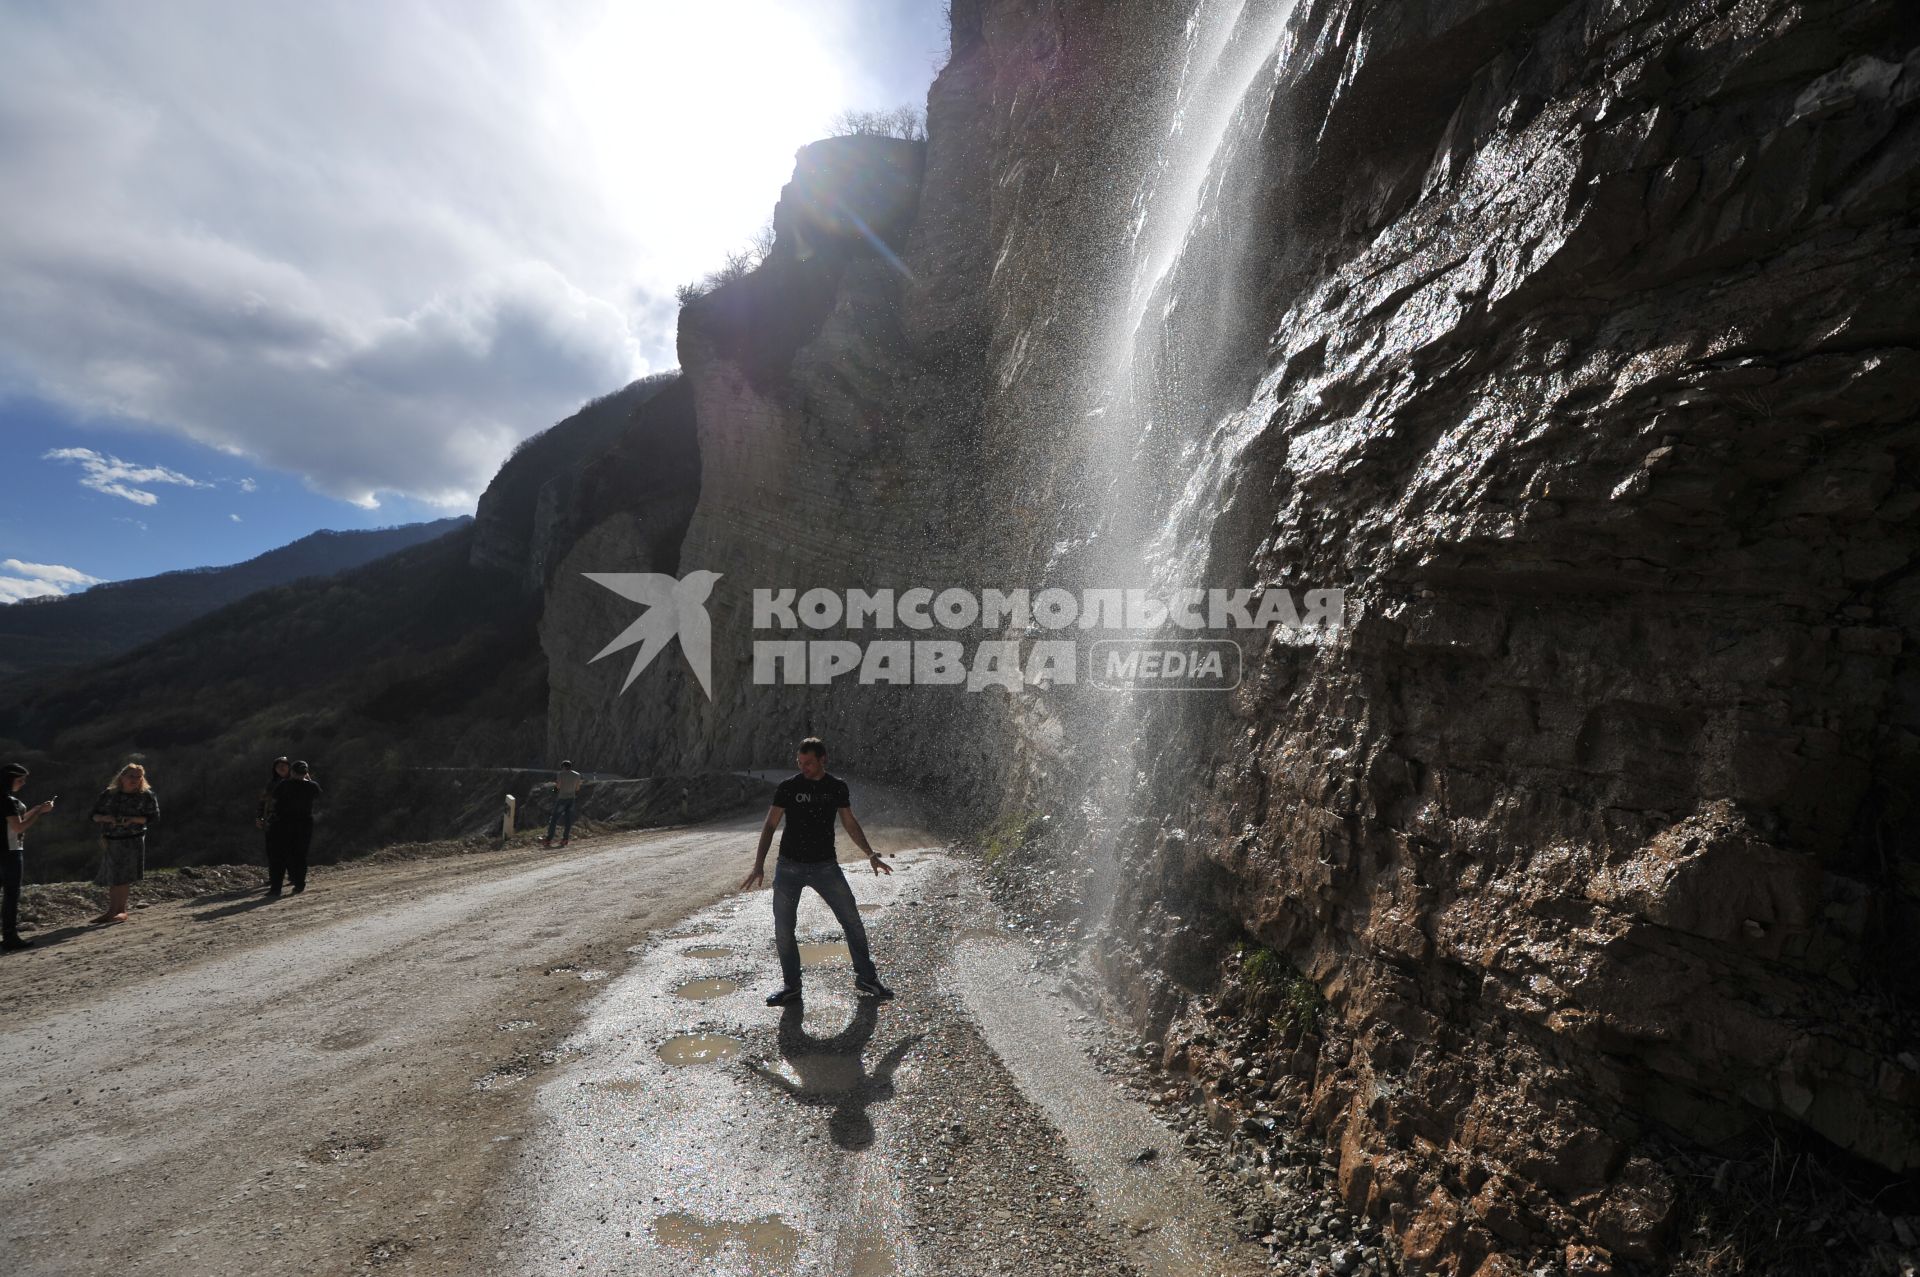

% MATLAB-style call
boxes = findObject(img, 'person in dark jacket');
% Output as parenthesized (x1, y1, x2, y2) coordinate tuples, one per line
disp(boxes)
(265, 760, 322, 896)
(4, 762, 55, 951)
(90, 762, 159, 924)
(256, 756, 290, 893)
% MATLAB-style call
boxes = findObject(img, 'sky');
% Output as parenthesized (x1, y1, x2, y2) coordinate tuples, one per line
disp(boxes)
(0, 0, 948, 594)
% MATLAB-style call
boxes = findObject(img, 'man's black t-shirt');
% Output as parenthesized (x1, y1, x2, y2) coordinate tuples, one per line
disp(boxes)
(271, 777, 322, 823)
(774, 773, 849, 863)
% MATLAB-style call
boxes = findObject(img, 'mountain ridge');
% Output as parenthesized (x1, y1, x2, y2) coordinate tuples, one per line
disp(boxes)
(0, 517, 471, 678)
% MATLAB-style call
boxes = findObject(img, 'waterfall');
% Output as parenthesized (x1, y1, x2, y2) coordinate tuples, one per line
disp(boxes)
(1081, 0, 1296, 572)
(1061, 0, 1297, 938)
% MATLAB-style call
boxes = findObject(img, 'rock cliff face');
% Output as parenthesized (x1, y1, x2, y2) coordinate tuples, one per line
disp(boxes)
(538, 0, 1919, 1270)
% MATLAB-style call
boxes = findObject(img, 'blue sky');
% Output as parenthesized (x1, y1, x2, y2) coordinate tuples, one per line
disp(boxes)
(1, 398, 452, 592)
(0, 0, 947, 596)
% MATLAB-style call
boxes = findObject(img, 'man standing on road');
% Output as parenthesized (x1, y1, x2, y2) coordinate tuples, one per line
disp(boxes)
(740, 737, 893, 1006)
(3, 763, 54, 951)
(265, 760, 322, 897)
(542, 760, 583, 848)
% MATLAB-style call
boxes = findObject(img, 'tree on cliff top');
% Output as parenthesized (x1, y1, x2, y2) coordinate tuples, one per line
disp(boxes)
(675, 219, 778, 305)
(830, 105, 926, 142)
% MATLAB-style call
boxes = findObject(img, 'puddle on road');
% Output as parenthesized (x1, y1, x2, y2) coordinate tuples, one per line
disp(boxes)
(798, 941, 850, 967)
(684, 945, 734, 959)
(849, 1231, 898, 1276)
(657, 1033, 743, 1066)
(857, 904, 881, 914)
(674, 978, 740, 1000)
(652, 1212, 800, 1268)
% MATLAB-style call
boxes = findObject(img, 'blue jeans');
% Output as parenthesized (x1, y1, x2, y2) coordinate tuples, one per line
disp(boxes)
(772, 858, 877, 990)
(546, 797, 575, 841)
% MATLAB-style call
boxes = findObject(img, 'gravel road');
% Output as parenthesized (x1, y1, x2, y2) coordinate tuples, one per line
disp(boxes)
(1, 784, 1279, 1277)
(0, 808, 810, 1277)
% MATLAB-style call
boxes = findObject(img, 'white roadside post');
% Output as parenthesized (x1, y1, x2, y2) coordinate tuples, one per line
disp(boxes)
(503, 794, 516, 842)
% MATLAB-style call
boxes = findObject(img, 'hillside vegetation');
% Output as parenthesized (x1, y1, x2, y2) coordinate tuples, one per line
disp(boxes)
(0, 374, 701, 882)
(0, 518, 469, 680)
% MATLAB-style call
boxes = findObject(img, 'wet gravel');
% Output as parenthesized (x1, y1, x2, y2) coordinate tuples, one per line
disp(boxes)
(499, 836, 1398, 1276)
(875, 893, 1147, 1277)
(971, 846, 1407, 1277)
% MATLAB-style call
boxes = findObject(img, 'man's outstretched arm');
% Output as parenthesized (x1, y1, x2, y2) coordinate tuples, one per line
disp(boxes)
(840, 808, 892, 875)
(740, 806, 783, 890)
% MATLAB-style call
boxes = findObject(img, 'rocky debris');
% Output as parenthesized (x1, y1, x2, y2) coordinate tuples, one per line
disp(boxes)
(17, 862, 268, 930)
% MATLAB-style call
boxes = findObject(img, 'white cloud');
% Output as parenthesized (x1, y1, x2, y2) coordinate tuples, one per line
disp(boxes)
(42, 446, 207, 506)
(229, 513, 242, 522)
(0, 558, 104, 603)
(0, 2, 947, 509)
(237, 478, 257, 493)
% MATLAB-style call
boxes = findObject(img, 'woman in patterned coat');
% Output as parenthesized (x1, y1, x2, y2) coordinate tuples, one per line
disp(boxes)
(90, 762, 159, 924)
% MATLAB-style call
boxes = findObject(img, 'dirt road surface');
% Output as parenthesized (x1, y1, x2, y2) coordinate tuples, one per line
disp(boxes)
(1, 785, 1265, 1277)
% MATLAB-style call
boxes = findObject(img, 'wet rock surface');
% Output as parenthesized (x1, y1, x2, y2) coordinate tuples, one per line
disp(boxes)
(516, 1, 1917, 1271)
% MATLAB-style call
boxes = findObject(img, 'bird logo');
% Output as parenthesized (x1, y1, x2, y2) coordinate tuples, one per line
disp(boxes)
(584, 570, 723, 698)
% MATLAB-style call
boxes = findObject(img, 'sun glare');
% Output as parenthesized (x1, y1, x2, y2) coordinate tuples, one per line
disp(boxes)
(563, 0, 849, 290)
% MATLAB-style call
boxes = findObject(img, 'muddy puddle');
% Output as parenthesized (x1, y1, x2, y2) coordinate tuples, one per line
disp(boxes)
(673, 977, 739, 1000)
(656, 1033, 743, 1066)
(683, 945, 734, 959)
(652, 1212, 800, 1267)
(798, 941, 850, 967)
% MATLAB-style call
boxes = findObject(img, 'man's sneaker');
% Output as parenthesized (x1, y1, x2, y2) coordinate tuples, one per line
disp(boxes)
(764, 987, 803, 1007)
(854, 976, 894, 1001)
(1, 936, 33, 951)
(262, 888, 282, 899)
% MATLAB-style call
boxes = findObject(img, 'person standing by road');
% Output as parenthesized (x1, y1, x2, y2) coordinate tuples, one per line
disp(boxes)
(542, 760, 583, 848)
(90, 762, 158, 925)
(739, 737, 893, 1006)
(3, 763, 55, 951)
(265, 760, 322, 896)
(256, 756, 290, 890)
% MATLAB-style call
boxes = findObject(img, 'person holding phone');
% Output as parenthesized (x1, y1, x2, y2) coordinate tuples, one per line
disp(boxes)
(3, 762, 54, 951)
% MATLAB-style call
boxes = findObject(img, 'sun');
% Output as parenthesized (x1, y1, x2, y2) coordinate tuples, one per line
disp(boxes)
(560, 0, 850, 288)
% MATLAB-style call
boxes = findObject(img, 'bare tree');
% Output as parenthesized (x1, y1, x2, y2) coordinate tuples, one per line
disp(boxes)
(674, 218, 779, 305)
(829, 104, 927, 142)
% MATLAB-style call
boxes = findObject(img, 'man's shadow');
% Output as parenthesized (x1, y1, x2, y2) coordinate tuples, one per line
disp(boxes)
(744, 1001, 921, 1151)
(191, 893, 279, 922)
(9, 923, 94, 951)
